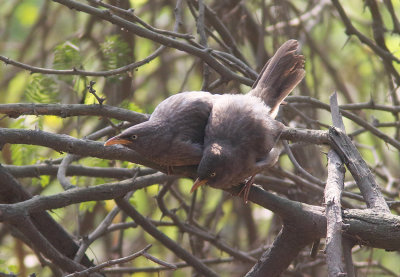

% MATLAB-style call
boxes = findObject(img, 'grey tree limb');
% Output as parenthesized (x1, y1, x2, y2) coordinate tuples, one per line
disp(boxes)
(0, 165, 95, 268)
(325, 93, 347, 277)
(0, 103, 148, 123)
(329, 128, 390, 212)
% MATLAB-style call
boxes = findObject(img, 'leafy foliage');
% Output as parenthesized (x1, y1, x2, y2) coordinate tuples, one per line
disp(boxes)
(9, 118, 42, 166)
(100, 35, 132, 77)
(25, 74, 59, 103)
(53, 41, 82, 70)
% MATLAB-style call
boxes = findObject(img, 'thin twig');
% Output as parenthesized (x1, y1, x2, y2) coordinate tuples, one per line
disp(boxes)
(65, 245, 159, 277)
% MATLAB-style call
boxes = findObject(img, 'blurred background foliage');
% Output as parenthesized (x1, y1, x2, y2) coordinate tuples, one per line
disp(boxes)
(0, 0, 400, 276)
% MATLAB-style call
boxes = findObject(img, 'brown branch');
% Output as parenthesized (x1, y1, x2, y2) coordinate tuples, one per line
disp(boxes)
(101, 257, 234, 274)
(324, 93, 346, 277)
(329, 127, 390, 212)
(245, 225, 315, 277)
(383, 0, 400, 34)
(8, 215, 96, 275)
(156, 182, 256, 263)
(4, 163, 155, 179)
(0, 103, 148, 123)
(66, 245, 174, 277)
(0, 172, 173, 221)
(280, 126, 330, 145)
(0, 165, 95, 268)
(342, 238, 356, 277)
(365, 0, 400, 85)
(115, 197, 219, 277)
(0, 45, 165, 77)
(87, 0, 194, 39)
(52, 0, 254, 86)
(331, 0, 400, 65)
(287, 96, 400, 150)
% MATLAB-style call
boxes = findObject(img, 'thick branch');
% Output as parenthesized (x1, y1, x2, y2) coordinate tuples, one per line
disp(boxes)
(324, 92, 346, 276)
(329, 127, 390, 212)
(343, 209, 400, 250)
(1, 173, 399, 252)
(325, 150, 346, 276)
(0, 165, 94, 268)
(8, 215, 95, 275)
(0, 172, 173, 220)
(245, 225, 315, 277)
(280, 126, 330, 145)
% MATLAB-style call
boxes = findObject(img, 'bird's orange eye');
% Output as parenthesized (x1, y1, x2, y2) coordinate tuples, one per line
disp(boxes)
(209, 172, 216, 177)
(131, 135, 138, 140)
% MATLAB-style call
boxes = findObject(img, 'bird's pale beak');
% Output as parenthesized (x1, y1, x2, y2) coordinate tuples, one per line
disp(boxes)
(104, 137, 131, 146)
(190, 178, 208, 193)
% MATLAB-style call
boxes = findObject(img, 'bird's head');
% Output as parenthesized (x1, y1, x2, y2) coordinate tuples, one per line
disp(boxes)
(104, 122, 163, 150)
(191, 142, 235, 192)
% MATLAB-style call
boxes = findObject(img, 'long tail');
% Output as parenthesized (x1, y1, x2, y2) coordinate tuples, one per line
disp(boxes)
(248, 40, 305, 118)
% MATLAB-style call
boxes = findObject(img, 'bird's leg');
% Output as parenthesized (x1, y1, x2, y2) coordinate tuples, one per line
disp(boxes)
(238, 175, 256, 203)
(166, 165, 174, 175)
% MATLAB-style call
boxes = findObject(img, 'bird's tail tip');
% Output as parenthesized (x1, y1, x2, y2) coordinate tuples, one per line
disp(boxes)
(249, 39, 305, 117)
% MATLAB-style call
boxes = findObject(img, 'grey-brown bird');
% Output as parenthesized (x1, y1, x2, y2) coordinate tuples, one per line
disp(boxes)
(104, 91, 218, 167)
(191, 40, 305, 201)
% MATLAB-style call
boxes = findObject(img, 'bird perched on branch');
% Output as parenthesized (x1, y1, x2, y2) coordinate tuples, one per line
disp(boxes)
(105, 91, 218, 167)
(191, 40, 305, 201)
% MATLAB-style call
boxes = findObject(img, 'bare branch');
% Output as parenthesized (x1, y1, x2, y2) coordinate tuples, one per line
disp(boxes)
(329, 128, 390, 212)
(0, 103, 148, 123)
(324, 92, 346, 277)
(115, 197, 219, 277)
(52, 0, 254, 86)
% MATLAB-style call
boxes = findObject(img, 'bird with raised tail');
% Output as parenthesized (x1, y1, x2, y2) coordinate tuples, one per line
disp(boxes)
(191, 40, 305, 202)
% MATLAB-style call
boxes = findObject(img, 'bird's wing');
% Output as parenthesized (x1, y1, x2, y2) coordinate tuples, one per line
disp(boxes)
(165, 139, 203, 166)
(148, 91, 215, 166)
(151, 91, 213, 120)
(248, 40, 305, 118)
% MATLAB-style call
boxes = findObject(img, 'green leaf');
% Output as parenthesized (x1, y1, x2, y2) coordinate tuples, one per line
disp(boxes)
(120, 99, 144, 114)
(100, 35, 131, 81)
(40, 175, 51, 188)
(53, 41, 82, 70)
(79, 201, 97, 213)
(9, 118, 39, 165)
(25, 73, 59, 103)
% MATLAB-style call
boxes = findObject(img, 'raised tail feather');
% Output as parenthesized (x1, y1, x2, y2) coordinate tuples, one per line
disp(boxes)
(248, 40, 305, 118)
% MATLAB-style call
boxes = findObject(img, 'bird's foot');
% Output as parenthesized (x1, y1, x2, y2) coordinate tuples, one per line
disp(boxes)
(238, 175, 255, 204)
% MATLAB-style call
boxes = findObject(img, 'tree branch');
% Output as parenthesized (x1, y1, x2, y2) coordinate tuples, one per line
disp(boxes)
(115, 197, 219, 277)
(51, 0, 254, 86)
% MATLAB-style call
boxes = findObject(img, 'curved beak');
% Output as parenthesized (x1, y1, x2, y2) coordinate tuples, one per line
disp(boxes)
(104, 136, 131, 146)
(190, 178, 208, 193)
